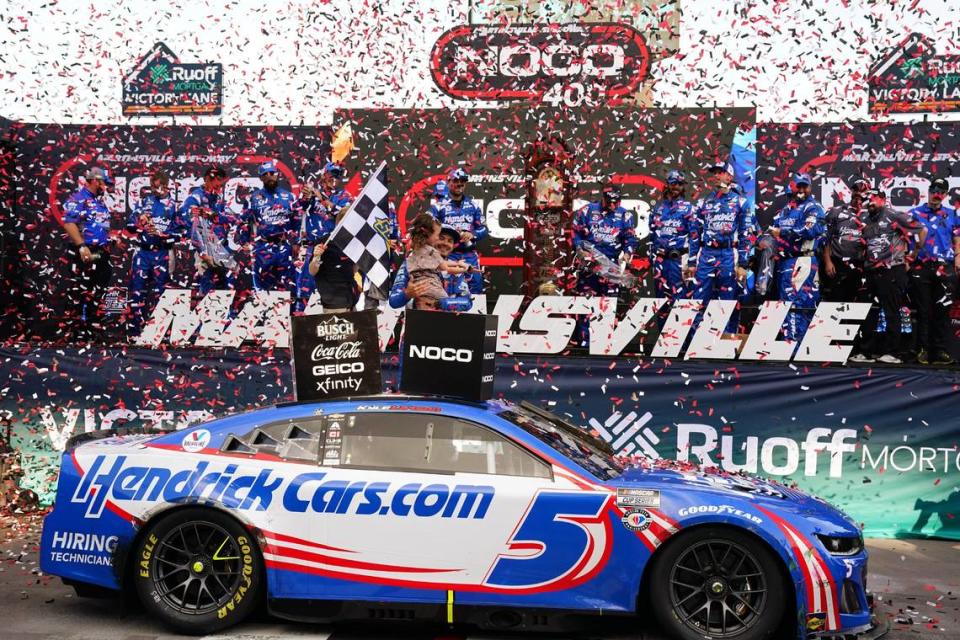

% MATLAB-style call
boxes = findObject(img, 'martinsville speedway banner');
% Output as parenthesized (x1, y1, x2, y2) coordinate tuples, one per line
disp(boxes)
(2, 347, 957, 540)
(3, 123, 330, 342)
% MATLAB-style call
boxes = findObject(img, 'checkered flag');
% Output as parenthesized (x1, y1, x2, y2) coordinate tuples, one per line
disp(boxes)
(329, 161, 392, 288)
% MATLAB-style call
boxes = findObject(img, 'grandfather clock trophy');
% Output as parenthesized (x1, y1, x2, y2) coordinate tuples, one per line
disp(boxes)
(523, 132, 575, 297)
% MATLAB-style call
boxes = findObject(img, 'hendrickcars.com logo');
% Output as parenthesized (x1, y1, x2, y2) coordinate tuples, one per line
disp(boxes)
(430, 23, 649, 105)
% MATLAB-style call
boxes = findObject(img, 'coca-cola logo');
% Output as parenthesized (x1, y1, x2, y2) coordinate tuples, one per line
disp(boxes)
(311, 341, 362, 362)
(430, 23, 649, 105)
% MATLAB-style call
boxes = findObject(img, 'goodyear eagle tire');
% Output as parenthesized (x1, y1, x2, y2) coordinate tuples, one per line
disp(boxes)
(650, 526, 786, 640)
(133, 508, 262, 635)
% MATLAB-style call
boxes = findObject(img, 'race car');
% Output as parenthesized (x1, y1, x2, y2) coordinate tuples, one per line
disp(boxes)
(40, 396, 881, 639)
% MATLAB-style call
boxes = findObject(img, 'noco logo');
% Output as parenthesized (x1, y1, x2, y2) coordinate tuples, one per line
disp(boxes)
(408, 345, 474, 363)
(430, 23, 649, 105)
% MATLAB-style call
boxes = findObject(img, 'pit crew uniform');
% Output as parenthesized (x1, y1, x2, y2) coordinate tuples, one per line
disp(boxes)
(908, 200, 959, 361)
(244, 187, 301, 292)
(822, 202, 866, 303)
(571, 201, 638, 296)
(430, 196, 487, 294)
(649, 196, 695, 299)
(181, 187, 236, 294)
(861, 205, 923, 359)
(771, 193, 826, 341)
(63, 186, 113, 330)
(689, 190, 757, 303)
(126, 192, 184, 334)
(295, 188, 352, 311)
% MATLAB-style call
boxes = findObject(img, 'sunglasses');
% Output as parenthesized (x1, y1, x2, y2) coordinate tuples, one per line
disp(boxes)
(930, 189, 947, 195)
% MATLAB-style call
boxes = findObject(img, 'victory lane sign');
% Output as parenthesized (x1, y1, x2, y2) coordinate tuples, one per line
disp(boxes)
(291, 311, 381, 401)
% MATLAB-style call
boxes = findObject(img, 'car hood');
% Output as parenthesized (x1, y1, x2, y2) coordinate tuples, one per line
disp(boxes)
(611, 461, 844, 519)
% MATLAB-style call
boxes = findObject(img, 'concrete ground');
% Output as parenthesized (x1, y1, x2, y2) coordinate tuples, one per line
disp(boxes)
(1, 514, 957, 640)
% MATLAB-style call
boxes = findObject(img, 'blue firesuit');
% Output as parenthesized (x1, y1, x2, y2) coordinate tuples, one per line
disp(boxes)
(649, 197, 695, 299)
(127, 193, 185, 333)
(63, 187, 113, 326)
(181, 187, 235, 294)
(296, 189, 352, 310)
(689, 190, 756, 303)
(771, 194, 826, 341)
(388, 263, 472, 311)
(243, 187, 301, 292)
(572, 202, 638, 296)
(430, 196, 487, 294)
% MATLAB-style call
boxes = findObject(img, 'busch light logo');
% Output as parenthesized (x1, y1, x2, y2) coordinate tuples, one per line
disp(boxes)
(316, 316, 355, 340)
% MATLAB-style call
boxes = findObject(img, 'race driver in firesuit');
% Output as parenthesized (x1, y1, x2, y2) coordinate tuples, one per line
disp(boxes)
(126, 169, 186, 335)
(429, 168, 487, 294)
(768, 172, 827, 342)
(687, 161, 757, 331)
(62, 166, 115, 340)
(242, 161, 301, 293)
(650, 170, 695, 301)
(296, 162, 352, 312)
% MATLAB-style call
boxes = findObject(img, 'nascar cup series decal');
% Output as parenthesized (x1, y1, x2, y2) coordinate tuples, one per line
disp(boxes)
(182, 429, 211, 453)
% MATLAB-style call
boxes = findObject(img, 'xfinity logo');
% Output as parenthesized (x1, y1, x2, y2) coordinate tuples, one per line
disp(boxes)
(408, 345, 474, 363)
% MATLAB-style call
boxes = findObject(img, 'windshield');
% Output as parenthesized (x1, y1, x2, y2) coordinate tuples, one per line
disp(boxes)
(497, 401, 625, 481)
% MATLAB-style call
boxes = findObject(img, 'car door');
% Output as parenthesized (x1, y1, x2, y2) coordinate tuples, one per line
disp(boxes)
(301, 409, 559, 603)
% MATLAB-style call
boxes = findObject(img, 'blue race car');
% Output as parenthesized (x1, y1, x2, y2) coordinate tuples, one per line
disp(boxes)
(41, 397, 880, 639)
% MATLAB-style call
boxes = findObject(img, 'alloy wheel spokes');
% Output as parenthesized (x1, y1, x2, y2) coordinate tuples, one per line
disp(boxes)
(152, 522, 243, 615)
(668, 539, 768, 638)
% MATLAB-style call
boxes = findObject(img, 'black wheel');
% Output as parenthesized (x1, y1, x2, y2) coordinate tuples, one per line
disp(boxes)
(133, 508, 262, 635)
(649, 527, 786, 640)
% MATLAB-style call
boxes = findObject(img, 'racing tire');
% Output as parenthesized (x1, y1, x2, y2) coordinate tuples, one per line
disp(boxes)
(649, 526, 786, 640)
(133, 508, 263, 635)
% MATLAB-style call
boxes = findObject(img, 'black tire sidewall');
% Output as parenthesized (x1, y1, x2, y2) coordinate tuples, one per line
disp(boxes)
(649, 526, 787, 640)
(133, 507, 262, 635)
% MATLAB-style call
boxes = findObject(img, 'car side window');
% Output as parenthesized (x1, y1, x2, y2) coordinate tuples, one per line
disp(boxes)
(225, 416, 326, 463)
(335, 412, 551, 479)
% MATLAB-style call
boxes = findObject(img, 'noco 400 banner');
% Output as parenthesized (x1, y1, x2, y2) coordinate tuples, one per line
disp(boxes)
(2, 348, 957, 540)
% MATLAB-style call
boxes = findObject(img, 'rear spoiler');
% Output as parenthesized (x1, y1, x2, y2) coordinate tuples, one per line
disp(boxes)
(64, 426, 170, 452)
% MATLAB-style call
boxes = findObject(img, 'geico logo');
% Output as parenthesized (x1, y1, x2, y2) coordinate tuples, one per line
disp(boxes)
(408, 345, 473, 362)
(312, 362, 364, 376)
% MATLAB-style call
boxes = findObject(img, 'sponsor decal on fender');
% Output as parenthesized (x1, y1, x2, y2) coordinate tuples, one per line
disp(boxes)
(616, 488, 660, 508)
(620, 508, 652, 532)
(677, 505, 763, 525)
(48, 531, 118, 567)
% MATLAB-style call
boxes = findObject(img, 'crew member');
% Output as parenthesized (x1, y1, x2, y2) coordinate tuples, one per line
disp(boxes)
(244, 161, 301, 292)
(430, 168, 486, 294)
(307, 208, 358, 312)
(296, 162, 352, 311)
(908, 176, 959, 365)
(768, 173, 826, 341)
(572, 185, 638, 296)
(62, 167, 115, 338)
(182, 166, 234, 294)
(688, 162, 757, 310)
(822, 176, 869, 304)
(649, 170, 694, 300)
(127, 170, 184, 334)
(389, 224, 471, 310)
(852, 188, 925, 364)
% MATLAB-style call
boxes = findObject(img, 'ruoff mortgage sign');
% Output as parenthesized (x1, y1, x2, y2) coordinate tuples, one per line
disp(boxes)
(122, 42, 223, 116)
(869, 32, 960, 115)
